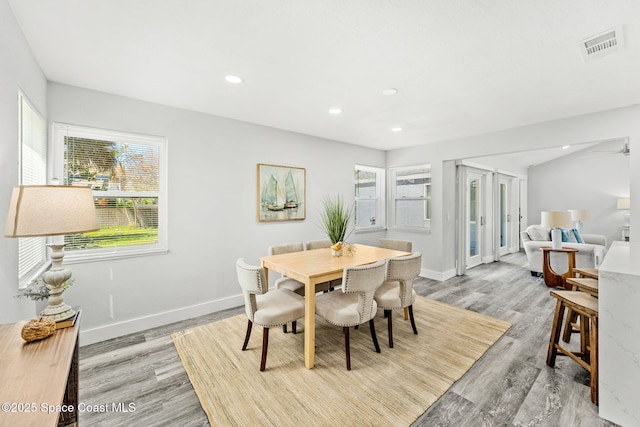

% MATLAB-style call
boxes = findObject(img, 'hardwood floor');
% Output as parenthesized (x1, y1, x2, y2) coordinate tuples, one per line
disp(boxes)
(78, 252, 616, 426)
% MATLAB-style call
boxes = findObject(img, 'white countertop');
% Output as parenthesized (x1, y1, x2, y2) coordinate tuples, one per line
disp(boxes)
(599, 240, 640, 276)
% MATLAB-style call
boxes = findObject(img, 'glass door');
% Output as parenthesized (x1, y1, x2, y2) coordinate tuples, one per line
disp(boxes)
(466, 172, 483, 269)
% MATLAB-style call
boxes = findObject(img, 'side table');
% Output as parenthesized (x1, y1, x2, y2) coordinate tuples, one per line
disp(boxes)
(540, 247, 578, 289)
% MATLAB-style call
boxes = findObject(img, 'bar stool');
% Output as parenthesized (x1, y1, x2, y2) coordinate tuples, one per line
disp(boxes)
(573, 267, 599, 280)
(562, 277, 599, 343)
(547, 290, 599, 404)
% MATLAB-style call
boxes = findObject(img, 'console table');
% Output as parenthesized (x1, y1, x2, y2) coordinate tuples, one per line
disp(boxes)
(0, 311, 80, 426)
(540, 246, 577, 289)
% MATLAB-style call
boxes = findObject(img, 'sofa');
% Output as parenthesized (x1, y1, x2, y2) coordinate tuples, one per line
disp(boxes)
(520, 225, 607, 276)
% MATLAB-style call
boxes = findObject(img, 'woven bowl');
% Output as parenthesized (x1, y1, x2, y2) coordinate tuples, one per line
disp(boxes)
(21, 317, 56, 342)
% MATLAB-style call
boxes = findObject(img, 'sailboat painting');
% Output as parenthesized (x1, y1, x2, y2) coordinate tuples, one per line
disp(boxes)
(257, 163, 306, 221)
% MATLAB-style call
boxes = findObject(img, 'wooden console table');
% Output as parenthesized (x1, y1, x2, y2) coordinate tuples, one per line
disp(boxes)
(0, 311, 80, 427)
(540, 247, 578, 289)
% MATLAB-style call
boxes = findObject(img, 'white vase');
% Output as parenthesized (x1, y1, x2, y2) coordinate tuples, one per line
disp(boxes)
(331, 249, 342, 257)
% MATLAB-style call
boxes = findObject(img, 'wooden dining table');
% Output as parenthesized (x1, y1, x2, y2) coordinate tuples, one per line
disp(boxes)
(260, 243, 410, 369)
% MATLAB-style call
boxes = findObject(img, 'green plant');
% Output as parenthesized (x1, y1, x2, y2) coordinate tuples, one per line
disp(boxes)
(15, 277, 74, 301)
(319, 194, 353, 245)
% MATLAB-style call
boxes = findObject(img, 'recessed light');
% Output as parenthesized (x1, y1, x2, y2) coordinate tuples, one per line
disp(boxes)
(391, 127, 403, 132)
(562, 145, 571, 150)
(382, 88, 398, 96)
(225, 75, 243, 84)
(329, 108, 342, 115)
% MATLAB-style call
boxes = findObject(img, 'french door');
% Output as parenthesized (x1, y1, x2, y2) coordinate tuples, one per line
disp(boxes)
(466, 172, 483, 269)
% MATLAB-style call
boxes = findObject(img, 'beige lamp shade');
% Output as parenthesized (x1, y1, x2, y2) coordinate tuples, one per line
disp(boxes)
(5, 185, 99, 237)
(568, 209, 590, 221)
(617, 198, 631, 210)
(541, 211, 572, 229)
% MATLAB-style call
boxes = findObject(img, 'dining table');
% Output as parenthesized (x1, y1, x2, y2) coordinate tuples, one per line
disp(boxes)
(260, 243, 410, 369)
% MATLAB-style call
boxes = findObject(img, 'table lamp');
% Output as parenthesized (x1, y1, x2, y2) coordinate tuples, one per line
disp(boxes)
(617, 198, 630, 226)
(568, 209, 590, 233)
(4, 185, 98, 321)
(541, 211, 572, 250)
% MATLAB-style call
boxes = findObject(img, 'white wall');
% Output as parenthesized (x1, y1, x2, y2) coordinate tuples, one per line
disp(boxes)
(0, 0, 48, 323)
(528, 139, 630, 245)
(44, 83, 385, 344)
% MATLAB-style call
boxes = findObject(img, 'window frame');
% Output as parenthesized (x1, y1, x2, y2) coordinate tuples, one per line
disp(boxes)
(51, 122, 168, 263)
(17, 91, 48, 286)
(354, 164, 385, 232)
(389, 164, 431, 232)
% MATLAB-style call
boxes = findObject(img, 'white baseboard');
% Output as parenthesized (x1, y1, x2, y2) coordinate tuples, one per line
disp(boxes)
(420, 267, 456, 281)
(79, 294, 244, 346)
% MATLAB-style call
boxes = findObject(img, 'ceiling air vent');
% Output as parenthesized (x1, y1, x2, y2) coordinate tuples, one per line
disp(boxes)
(579, 26, 624, 61)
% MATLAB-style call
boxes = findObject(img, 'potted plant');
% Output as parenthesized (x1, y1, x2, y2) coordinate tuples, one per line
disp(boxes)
(319, 194, 353, 256)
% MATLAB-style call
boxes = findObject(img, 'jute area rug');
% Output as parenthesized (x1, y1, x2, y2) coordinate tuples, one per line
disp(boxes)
(172, 296, 510, 427)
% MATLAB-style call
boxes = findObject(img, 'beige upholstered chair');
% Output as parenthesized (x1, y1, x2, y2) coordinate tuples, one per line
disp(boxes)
(374, 252, 422, 348)
(236, 258, 305, 371)
(315, 260, 386, 370)
(268, 242, 305, 296)
(305, 239, 340, 291)
(304, 239, 332, 250)
(379, 238, 412, 252)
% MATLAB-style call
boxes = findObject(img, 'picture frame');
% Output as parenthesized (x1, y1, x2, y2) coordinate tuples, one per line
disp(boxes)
(257, 163, 306, 222)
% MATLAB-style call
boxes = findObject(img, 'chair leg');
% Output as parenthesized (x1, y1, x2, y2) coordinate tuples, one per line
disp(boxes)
(546, 299, 566, 367)
(283, 324, 288, 333)
(343, 327, 351, 370)
(384, 309, 393, 348)
(408, 305, 418, 335)
(562, 308, 578, 343)
(589, 315, 599, 405)
(260, 327, 269, 372)
(242, 320, 253, 351)
(292, 320, 297, 334)
(369, 319, 381, 353)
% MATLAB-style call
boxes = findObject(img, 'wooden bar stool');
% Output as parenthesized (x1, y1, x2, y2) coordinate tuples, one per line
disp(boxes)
(562, 278, 599, 342)
(547, 290, 599, 405)
(573, 267, 599, 279)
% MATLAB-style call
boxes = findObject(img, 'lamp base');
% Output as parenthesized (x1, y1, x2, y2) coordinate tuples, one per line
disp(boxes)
(40, 303, 75, 322)
(551, 228, 563, 250)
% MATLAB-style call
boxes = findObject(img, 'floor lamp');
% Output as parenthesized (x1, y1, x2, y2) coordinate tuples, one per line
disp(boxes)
(4, 185, 98, 321)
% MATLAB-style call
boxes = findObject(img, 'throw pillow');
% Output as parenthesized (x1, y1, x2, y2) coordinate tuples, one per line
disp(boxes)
(560, 228, 578, 243)
(572, 228, 585, 243)
(527, 225, 551, 241)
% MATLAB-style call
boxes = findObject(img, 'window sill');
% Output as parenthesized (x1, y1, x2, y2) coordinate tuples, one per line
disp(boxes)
(355, 227, 387, 234)
(63, 246, 169, 264)
(388, 227, 431, 234)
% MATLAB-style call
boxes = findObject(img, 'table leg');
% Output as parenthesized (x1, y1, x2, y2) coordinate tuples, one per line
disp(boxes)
(304, 280, 316, 369)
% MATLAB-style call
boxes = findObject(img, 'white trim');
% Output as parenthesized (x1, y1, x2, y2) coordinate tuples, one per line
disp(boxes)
(419, 268, 456, 282)
(79, 294, 244, 346)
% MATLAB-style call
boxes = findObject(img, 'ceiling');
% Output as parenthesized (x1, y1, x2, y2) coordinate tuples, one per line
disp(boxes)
(8, 0, 640, 151)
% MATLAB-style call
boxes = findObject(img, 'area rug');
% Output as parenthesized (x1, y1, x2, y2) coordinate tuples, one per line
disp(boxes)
(172, 296, 510, 426)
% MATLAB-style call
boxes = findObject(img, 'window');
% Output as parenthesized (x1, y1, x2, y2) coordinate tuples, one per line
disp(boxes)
(52, 123, 167, 261)
(390, 165, 431, 230)
(18, 92, 47, 284)
(354, 165, 385, 230)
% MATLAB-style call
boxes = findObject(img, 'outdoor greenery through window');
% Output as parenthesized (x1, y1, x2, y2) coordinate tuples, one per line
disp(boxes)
(354, 165, 384, 230)
(390, 165, 431, 230)
(52, 123, 167, 260)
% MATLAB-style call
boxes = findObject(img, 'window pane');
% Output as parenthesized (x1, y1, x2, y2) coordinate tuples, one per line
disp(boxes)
(64, 137, 160, 192)
(395, 199, 428, 228)
(395, 169, 430, 198)
(355, 169, 376, 197)
(355, 199, 377, 227)
(65, 197, 159, 250)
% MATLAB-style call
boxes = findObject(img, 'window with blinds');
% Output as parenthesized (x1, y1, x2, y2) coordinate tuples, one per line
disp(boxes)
(52, 123, 167, 261)
(18, 92, 47, 283)
(354, 165, 385, 230)
(390, 165, 431, 230)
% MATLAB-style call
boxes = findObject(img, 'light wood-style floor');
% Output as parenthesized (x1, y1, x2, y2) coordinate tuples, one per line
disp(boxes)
(78, 252, 617, 426)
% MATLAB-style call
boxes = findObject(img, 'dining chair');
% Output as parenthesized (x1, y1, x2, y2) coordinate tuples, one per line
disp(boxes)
(268, 242, 305, 296)
(305, 239, 340, 291)
(236, 258, 305, 371)
(374, 252, 422, 348)
(315, 259, 386, 370)
(379, 238, 412, 252)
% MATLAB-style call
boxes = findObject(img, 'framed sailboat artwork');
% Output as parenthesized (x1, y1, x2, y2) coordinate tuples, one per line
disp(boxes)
(257, 163, 306, 222)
